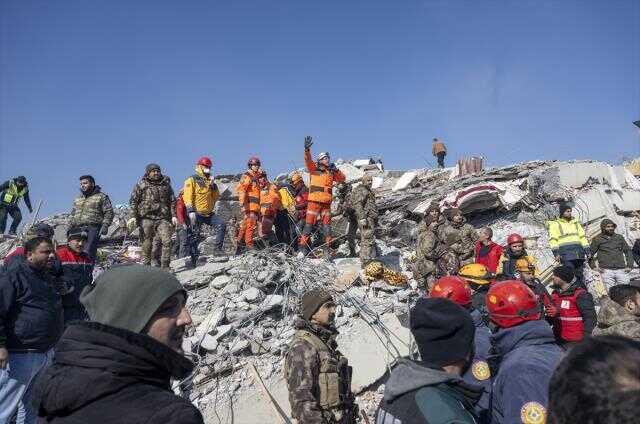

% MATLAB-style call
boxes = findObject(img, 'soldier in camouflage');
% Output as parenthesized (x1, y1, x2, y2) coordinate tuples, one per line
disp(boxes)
(593, 284, 640, 341)
(350, 175, 378, 265)
(334, 183, 357, 257)
(438, 208, 478, 266)
(284, 289, 357, 424)
(413, 204, 448, 289)
(129, 164, 177, 268)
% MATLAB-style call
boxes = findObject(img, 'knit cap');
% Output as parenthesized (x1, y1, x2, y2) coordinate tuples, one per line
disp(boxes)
(301, 288, 334, 321)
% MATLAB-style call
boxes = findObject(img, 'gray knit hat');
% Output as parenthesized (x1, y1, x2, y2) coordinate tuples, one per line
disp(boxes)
(80, 264, 185, 333)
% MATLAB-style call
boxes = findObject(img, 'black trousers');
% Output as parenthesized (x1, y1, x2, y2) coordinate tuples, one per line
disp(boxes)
(436, 152, 446, 168)
(0, 204, 22, 234)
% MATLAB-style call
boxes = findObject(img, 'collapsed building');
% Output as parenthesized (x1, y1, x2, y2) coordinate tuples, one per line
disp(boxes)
(0, 158, 638, 424)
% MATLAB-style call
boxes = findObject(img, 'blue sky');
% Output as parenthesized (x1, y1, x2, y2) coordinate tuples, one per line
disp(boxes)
(1, 0, 639, 219)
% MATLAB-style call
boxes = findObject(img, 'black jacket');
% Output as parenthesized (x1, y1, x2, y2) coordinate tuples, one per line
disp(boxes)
(33, 322, 204, 424)
(0, 260, 63, 351)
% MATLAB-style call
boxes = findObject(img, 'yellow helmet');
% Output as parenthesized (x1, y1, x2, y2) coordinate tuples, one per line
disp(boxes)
(515, 258, 535, 273)
(458, 263, 492, 285)
(290, 172, 303, 185)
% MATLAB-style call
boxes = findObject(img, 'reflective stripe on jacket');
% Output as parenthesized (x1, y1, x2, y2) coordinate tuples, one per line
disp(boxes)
(551, 288, 586, 342)
(1, 181, 28, 206)
(304, 150, 345, 204)
(260, 184, 281, 217)
(237, 171, 262, 213)
(182, 167, 220, 216)
(546, 218, 589, 253)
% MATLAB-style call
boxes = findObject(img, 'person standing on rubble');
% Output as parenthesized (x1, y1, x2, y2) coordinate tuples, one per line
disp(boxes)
(300, 136, 346, 257)
(334, 183, 358, 257)
(496, 233, 539, 280)
(183, 157, 226, 257)
(350, 174, 378, 265)
(474, 227, 502, 273)
(236, 156, 263, 252)
(129, 164, 177, 269)
(68, 175, 114, 261)
(547, 203, 590, 286)
(439, 208, 478, 267)
(56, 228, 93, 325)
(284, 288, 357, 424)
(432, 138, 447, 169)
(486, 280, 563, 424)
(290, 172, 309, 252)
(0, 176, 32, 236)
(32, 265, 203, 424)
(258, 172, 282, 247)
(413, 204, 447, 289)
(590, 218, 633, 290)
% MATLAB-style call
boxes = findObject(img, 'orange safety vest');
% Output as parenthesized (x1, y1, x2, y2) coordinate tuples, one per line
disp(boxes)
(260, 184, 281, 217)
(305, 150, 345, 204)
(237, 171, 262, 213)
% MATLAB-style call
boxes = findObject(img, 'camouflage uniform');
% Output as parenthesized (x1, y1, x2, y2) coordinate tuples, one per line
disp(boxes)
(593, 297, 640, 341)
(438, 217, 478, 266)
(69, 186, 114, 229)
(129, 175, 176, 267)
(413, 217, 447, 287)
(334, 184, 357, 257)
(350, 183, 378, 264)
(284, 319, 356, 424)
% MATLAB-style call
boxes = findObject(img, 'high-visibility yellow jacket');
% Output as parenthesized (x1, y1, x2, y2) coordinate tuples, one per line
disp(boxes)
(182, 166, 220, 216)
(547, 218, 589, 259)
(496, 252, 539, 278)
(279, 187, 295, 215)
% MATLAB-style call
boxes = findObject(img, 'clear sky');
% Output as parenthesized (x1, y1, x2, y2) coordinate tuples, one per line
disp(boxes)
(1, 0, 639, 219)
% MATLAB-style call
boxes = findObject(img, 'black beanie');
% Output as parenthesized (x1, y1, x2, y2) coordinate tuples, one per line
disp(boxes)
(145, 163, 161, 174)
(553, 265, 575, 283)
(410, 298, 475, 366)
(301, 288, 333, 321)
(559, 203, 572, 216)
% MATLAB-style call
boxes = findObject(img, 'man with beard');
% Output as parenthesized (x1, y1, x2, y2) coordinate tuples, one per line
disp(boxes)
(594, 284, 640, 341)
(68, 175, 114, 261)
(0, 237, 63, 424)
(284, 289, 356, 424)
(55, 228, 93, 325)
(547, 204, 590, 286)
(413, 203, 448, 289)
(130, 164, 178, 269)
(590, 218, 633, 290)
(496, 233, 539, 280)
(33, 264, 203, 424)
(439, 208, 478, 267)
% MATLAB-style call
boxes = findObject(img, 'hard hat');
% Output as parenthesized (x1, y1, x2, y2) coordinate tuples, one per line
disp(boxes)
(429, 276, 472, 306)
(317, 152, 330, 161)
(486, 280, 541, 328)
(515, 258, 535, 273)
(507, 233, 524, 245)
(290, 172, 303, 184)
(197, 157, 212, 168)
(247, 156, 261, 167)
(458, 263, 492, 285)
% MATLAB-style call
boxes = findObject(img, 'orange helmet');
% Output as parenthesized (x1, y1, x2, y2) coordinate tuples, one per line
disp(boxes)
(486, 280, 541, 328)
(515, 258, 535, 273)
(429, 276, 472, 307)
(290, 172, 303, 185)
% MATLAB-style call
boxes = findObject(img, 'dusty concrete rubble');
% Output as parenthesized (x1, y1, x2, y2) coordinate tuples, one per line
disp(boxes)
(0, 158, 638, 424)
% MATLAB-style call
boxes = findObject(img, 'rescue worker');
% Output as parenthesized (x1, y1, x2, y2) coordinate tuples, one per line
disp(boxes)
(68, 175, 114, 260)
(290, 172, 309, 251)
(274, 179, 294, 247)
(590, 218, 633, 290)
(173, 189, 190, 261)
(350, 175, 378, 265)
(183, 157, 226, 256)
(474, 227, 503, 273)
(458, 263, 493, 314)
(56, 228, 93, 325)
(129, 164, 177, 269)
(236, 157, 263, 252)
(284, 288, 356, 424)
(412, 204, 448, 289)
(258, 172, 281, 247)
(301, 136, 346, 257)
(486, 280, 563, 424)
(429, 276, 492, 422)
(516, 258, 555, 318)
(547, 203, 590, 286)
(432, 138, 447, 169)
(550, 265, 597, 349)
(0, 176, 32, 236)
(439, 208, 478, 266)
(496, 233, 539, 280)
(593, 284, 640, 341)
(334, 183, 357, 257)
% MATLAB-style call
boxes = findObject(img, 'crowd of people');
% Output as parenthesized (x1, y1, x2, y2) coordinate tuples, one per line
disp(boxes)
(0, 135, 639, 423)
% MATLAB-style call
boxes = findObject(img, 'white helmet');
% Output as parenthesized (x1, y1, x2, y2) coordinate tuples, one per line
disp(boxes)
(317, 152, 330, 161)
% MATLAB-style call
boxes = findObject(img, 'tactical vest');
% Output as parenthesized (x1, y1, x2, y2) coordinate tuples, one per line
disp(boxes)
(308, 167, 335, 204)
(2, 181, 27, 206)
(552, 288, 586, 342)
(293, 329, 349, 417)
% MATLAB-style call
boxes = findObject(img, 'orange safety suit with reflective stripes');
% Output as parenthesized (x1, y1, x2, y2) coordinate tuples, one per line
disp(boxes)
(259, 183, 281, 238)
(236, 170, 263, 248)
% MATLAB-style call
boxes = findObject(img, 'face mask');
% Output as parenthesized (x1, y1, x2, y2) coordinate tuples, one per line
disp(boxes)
(202, 167, 211, 175)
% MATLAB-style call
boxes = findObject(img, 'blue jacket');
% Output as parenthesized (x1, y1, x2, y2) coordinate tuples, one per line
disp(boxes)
(490, 320, 563, 424)
(463, 309, 492, 423)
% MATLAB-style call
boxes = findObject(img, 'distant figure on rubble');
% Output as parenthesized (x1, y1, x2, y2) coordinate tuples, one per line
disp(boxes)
(300, 136, 346, 257)
(183, 157, 226, 257)
(547, 203, 590, 286)
(496, 233, 539, 280)
(590, 218, 633, 291)
(593, 284, 640, 341)
(236, 156, 263, 252)
(56, 228, 93, 325)
(474, 227, 502, 273)
(68, 175, 114, 261)
(350, 174, 378, 265)
(258, 172, 282, 247)
(376, 298, 481, 423)
(439, 208, 478, 267)
(413, 203, 447, 288)
(284, 289, 357, 423)
(130, 164, 177, 269)
(33, 265, 204, 424)
(432, 138, 447, 169)
(0, 176, 32, 236)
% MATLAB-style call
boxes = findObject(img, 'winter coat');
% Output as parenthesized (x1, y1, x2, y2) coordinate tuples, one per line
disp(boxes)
(590, 228, 633, 269)
(413, 218, 446, 280)
(495, 248, 539, 279)
(593, 297, 640, 341)
(350, 184, 378, 224)
(183, 166, 220, 216)
(55, 246, 93, 313)
(69, 186, 114, 228)
(551, 280, 597, 342)
(474, 241, 503, 273)
(490, 320, 563, 424)
(432, 141, 447, 156)
(546, 217, 589, 260)
(33, 321, 204, 424)
(0, 179, 32, 209)
(438, 218, 478, 261)
(129, 175, 176, 221)
(463, 309, 492, 423)
(0, 260, 63, 351)
(375, 359, 481, 424)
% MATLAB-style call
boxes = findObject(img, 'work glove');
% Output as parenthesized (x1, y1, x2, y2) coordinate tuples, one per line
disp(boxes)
(304, 136, 313, 150)
(328, 163, 338, 172)
(188, 212, 197, 224)
(171, 217, 178, 226)
(100, 225, 109, 236)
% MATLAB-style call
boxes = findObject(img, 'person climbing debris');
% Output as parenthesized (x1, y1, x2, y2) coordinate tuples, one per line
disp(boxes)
(0, 176, 32, 236)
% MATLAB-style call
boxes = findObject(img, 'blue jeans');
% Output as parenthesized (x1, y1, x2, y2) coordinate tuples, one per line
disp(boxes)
(195, 213, 226, 250)
(0, 350, 54, 424)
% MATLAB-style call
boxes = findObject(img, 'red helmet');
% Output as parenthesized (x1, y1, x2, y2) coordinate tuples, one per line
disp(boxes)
(247, 156, 261, 167)
(507, 233, 524, 245)
(486, 280, 541, 328)
(429, 276, 472, 306)
(197, 156, 212, 168)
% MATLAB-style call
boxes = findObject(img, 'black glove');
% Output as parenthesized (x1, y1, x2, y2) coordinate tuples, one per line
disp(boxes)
(100, 225, 109, 236)
(304, 136, 313, 150)
(328, 163, 338, 172)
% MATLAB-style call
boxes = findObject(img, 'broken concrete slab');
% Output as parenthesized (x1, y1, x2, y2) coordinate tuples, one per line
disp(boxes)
(211, 275, 232, 289)
(392, 171, 418, 192)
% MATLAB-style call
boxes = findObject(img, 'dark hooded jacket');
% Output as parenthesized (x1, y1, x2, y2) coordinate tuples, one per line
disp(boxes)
(375, 359, 481, 424)
(590, 219, 633, 269)
(33, 321, 204, 424)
